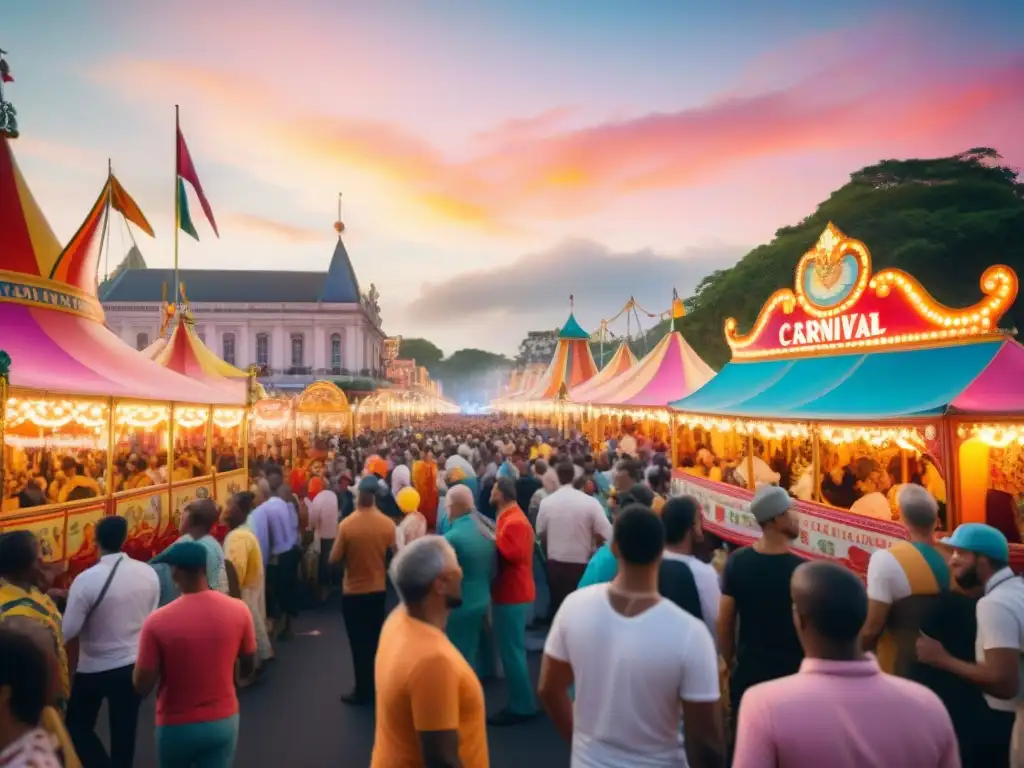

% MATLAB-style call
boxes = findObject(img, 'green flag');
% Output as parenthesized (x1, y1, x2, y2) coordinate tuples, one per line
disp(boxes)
(177, 178, 199, 241)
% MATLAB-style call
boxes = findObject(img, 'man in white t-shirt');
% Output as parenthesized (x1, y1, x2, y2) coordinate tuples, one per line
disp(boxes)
(917, 522, 1024, 766)
(538, 505, 725, 767)
(537, 462, 613, 620)
(660, 495, 721, 643)
(860, 484, 948, 667)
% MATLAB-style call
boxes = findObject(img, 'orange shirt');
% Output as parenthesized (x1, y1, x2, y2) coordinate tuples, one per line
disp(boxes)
(330, 509, 395, 594)
(372, 607, 489, 768)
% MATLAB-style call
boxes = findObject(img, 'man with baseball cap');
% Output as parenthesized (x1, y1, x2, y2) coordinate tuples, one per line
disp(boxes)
(917, 522, 1024, 767)
(719, 485, 805, 723)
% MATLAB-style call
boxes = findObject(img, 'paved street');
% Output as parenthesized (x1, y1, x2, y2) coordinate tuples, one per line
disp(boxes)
(100, 596, 570, 767)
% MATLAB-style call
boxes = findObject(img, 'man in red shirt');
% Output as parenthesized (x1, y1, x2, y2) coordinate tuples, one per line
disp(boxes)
(488, 476, 538, 725)
(133, 541, 256, 767)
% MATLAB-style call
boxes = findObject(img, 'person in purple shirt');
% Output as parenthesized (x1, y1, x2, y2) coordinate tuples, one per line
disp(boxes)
(261, 465, 300, 641)
(733, 561, 959, 768)
(248, 478, 273, 568)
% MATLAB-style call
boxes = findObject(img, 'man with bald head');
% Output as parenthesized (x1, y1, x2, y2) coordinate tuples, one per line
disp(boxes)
(733, 561, 959, 768)
(372, 537, 488, 768)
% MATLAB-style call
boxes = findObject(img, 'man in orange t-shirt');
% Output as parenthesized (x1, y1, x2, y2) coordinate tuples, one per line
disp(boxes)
(372, 536, 489, 768)
(330, 476, 396, 706)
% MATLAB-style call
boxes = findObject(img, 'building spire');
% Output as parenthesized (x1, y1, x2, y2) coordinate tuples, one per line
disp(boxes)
(334, 192, 345, 239)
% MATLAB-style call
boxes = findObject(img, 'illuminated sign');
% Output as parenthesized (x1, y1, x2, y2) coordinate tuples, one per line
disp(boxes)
(725, 222, 1017, 360)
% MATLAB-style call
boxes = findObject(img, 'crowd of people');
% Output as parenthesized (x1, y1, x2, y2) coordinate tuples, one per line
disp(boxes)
(0, 416, 1021, 767)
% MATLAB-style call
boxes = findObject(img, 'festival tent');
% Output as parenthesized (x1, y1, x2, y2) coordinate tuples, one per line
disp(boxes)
(150, 314, 261, 401)
(669, 337, 1024, 420)
(140, 336, 168, 359)
(510, 312, 598, 401)
(581, 330, 716, 407)
(569, 341, 637, 402)
(0, 137, 239, 404)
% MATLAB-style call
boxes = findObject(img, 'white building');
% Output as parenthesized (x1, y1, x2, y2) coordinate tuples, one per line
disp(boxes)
(100, 236, 387, 391)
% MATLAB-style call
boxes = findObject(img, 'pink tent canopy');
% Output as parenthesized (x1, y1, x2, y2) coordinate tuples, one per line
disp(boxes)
(0, 136, 240, 405)
(950, 338, 1024, 414)
(582, 331, 715, 407)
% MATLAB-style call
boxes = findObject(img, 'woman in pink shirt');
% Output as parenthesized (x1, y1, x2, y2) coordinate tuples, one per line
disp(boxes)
(133, 541, 256, 768)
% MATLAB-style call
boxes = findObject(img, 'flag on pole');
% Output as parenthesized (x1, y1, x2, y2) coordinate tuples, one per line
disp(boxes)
(672, 288, 686, 319)
(0, 55, 13, 83)
(176, 127, 219, 241)
(109, 174, 155, 237)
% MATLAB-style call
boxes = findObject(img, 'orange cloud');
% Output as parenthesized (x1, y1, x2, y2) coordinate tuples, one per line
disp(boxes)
(90, 47, 1024, 234)
(220, 211, 324, 244)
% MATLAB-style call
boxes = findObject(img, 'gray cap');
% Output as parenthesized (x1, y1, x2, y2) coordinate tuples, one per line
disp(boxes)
(750, 485, 792, 525)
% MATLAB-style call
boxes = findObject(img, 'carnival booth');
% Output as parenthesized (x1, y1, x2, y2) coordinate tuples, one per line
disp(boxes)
(0, 131, 248, 577)
(668, 222, 1024, 572)
(569, 341, 637, 403)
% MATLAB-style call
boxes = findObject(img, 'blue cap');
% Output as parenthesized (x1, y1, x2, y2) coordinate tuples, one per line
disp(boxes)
(358, 475, 381, 493)
(941, 523, 1009, 563)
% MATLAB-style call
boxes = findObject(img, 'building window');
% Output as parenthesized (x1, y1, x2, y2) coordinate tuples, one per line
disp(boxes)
(223, 333, 236, 365)
(256, 333, 269, 367)
(136, 332, 149, 351)
(331, 334, 343, 371)
(291, 333, 304, 367)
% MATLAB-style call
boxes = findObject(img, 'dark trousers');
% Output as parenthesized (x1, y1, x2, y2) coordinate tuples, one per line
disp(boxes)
(66, 663, 141, 768)
(318, 540, 340, 588)
(341, 592, 387, 699)
(546, 560, 587, 620)
(268, 547, 301, 619)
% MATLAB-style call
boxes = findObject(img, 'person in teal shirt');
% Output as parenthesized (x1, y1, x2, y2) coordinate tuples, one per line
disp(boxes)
(578, 484, 656, 589)
(443, 484, 496, 672)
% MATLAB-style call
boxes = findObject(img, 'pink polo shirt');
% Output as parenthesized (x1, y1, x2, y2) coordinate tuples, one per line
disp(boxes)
(733, 657, 960, 768)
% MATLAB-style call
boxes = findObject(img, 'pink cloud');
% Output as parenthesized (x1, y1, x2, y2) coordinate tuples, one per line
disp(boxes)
(220, 211, 324, 244)
(90, 43, 1024, 233)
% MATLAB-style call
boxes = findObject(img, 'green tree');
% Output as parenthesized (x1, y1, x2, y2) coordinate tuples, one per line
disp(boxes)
(644, 149, 1024, 368)
(433, 348, 514, 403)
(397, 338, 444, 371)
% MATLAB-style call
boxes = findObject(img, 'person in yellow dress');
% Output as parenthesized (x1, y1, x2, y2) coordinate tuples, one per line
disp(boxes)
(56, 458, 100, 503)
(124, 458, 154, 491)
(222, 491, 274, 678)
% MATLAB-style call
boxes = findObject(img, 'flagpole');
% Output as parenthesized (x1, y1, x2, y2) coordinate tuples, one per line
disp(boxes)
(173, 104, 180, 306)
(99, 158, 113, 282)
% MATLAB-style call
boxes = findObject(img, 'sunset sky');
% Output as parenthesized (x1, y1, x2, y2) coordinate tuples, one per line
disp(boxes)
(5, 0, 1023, 355)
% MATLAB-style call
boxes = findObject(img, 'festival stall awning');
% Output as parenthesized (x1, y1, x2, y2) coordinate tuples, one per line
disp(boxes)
(670, 339, 1024, 420)
(569, 342, 637, 402)
(0, 136, 239, 405)
(582, 331, 716, 407)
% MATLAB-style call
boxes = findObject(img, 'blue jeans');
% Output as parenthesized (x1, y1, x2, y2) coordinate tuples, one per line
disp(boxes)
(155, 714, 239, 768)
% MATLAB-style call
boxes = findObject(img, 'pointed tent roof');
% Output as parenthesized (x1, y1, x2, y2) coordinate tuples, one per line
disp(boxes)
(319, 236, 362, 303)
(569, 341, 638, 402)
(510, 316, 598, 402)
(151, 314, 253, 399)
(582, 330, 715, 407)
(559, 312, 590, 340)
(0, 136, 239, 404)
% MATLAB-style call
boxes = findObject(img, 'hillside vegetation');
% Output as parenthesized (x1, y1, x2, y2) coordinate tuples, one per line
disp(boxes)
(649, 148, 1024, 368)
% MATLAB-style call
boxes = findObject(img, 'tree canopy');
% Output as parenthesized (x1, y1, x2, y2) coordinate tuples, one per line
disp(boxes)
(397, 338, 444, 370)
(648, 148, 1024, 368)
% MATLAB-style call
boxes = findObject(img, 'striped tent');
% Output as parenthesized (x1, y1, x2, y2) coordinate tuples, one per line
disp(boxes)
(510, 312, 598, 402)
(0, 136, 238, 404)
(569, 341, 637, 403)
(583, 330, 715, 407)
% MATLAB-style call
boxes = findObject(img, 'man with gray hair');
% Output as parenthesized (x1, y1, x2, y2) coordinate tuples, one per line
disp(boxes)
(371, 537, 489, 768)
(860, 483, 950, 674)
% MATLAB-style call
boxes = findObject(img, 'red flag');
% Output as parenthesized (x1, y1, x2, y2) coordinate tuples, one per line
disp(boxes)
(176, 128, 219, 237)
(1, 74, 12, 84)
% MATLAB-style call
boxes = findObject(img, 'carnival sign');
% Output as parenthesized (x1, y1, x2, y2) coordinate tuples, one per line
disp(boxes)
(671, 473, 908, 573)
(724, 223, 1017, 360)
